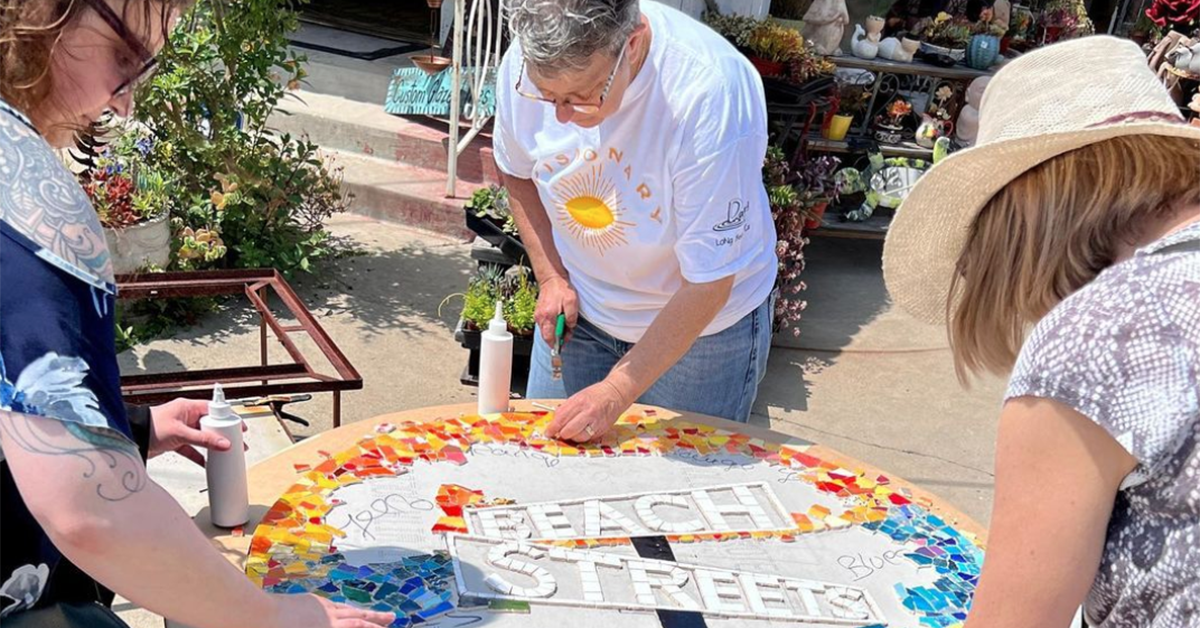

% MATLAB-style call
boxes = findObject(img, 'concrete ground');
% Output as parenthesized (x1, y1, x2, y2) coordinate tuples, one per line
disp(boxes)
(115, 214, 1006, 627)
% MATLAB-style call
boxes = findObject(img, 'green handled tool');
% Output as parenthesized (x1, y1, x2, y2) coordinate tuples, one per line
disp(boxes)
(550, 313, 566, 380)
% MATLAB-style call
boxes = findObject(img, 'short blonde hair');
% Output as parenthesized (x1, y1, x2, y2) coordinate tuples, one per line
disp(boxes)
(950, 135, 1200, 381)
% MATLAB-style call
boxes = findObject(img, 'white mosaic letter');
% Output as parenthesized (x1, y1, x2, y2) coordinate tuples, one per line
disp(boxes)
(485, 542, 557, 598)
(695, 569, 747, 613)
(526, 503, 578, 539)
(627, 562, 700, 610)
(690, 485, 774, 531)
(476, 509, 533, 540)
(634, 494, 704, 533)
(583, 499, 650, 537)
(739, 573, 795, 618)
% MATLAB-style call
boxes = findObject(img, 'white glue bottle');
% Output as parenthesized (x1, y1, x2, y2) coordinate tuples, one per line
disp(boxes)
(200, 383, 249, 528)
(477, 301, 513, 415)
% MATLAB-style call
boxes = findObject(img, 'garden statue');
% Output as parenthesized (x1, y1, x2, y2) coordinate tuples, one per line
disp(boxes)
(851, 24, 882, 58)
(955, 76, 990, 146)
(1170, 40, 1200, 73)
(992, 0, 1012, 32)
(878, 36, 920, 61)
(803, 0, 850, 55)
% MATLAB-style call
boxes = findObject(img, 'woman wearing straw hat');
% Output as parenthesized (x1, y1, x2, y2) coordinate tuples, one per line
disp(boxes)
(883, 36, 1200, 625)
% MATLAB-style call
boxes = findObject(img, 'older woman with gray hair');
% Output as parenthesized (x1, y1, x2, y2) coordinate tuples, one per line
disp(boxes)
(494, 0, 778, 442)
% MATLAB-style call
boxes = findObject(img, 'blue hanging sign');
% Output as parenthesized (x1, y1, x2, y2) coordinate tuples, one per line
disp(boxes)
(384, 67, 496, 118)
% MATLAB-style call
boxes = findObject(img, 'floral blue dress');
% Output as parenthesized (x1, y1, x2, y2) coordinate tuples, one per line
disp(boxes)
(0, 98, 144, 616)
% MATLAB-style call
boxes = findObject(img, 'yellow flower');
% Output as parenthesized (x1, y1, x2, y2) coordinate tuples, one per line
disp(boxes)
(211, 191, 227, 209)
(936, 11, 951, 22)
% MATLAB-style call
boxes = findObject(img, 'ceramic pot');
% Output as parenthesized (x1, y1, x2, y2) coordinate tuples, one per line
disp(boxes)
(919, 42, 966, 63)
(967, 34, 1000, 69)
(104, 213, 171, 274)
(866, 15, 886, 36)
(824, 114, 854, 141)
(874, 122, 905, 144)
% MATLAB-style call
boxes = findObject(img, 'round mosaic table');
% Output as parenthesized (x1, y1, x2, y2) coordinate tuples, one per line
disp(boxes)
(200, 402, 987, 628)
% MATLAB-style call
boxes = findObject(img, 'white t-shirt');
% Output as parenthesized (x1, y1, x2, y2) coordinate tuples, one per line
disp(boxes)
(493, 1, 778, 343)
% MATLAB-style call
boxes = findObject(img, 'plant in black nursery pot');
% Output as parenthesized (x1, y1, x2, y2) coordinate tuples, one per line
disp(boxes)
(465, 184, 527, 262)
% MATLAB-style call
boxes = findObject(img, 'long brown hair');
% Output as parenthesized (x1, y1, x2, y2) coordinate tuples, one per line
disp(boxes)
(0, 0, 186, 121)
(950, 135, 1200, 381)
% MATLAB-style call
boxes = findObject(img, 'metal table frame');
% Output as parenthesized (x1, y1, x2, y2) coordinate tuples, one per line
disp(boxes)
(117, 269, 363, 428)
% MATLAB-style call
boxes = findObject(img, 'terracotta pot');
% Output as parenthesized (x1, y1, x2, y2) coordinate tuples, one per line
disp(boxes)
(104, 212, 171, 274)
(804, 202, 829, 230)
(426, 0, 443, 7)
(824, 114, 854, 141)
(749, 56, 786, 77)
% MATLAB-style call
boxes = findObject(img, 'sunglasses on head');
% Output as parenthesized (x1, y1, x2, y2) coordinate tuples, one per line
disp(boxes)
(80, 0, 159, 99)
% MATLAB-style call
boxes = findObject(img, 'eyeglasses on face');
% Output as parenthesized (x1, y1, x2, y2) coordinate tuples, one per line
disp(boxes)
(81, 0, 160, 99)
(515, 41, 627, 115)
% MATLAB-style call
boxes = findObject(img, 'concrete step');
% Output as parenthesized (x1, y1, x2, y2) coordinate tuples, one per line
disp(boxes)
(272, 90, 499, 187)
(330, 149, 474, 240)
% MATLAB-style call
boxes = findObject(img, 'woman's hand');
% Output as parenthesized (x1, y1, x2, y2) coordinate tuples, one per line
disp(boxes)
(535, 275, 579, 345)
(546, 379, 633, 442)
(149, 398, 246, 466)
(270, 594, 395, 628)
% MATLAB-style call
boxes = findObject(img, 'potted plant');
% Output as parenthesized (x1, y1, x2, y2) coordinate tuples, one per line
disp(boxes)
(464, 184, 526, 262)
(746, 22, 807, 77)
(704, 12, 762, 53)
(825, 81, 869, 140)
(79, 128, 173, 274)
(784, 40, 837, 86)
(967, 15, 1006, 69)
(449, 266, 537, 358)
(795, 155, 841, 230)
(874, 98, 912, 144)
(761, 146, 839, 335)
(1038, 0, 1093, 43)
(919, 13, 972, 64)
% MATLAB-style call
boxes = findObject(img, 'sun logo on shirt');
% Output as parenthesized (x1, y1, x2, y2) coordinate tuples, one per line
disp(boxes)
(553, 165, 636, 255)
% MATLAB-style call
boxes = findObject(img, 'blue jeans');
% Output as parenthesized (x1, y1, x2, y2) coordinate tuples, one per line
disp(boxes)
(526, 297, 773, 423)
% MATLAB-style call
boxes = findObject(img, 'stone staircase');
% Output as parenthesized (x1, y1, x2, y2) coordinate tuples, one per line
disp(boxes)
(274, 46, 500, 239)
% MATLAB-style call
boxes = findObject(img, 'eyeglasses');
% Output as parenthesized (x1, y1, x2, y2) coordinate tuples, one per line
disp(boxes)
(81, 0, 159, 99)
(516, 42, 627, 115)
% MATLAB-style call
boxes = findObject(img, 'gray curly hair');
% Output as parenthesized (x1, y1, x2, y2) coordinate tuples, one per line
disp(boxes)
(506, 0, 640, 76)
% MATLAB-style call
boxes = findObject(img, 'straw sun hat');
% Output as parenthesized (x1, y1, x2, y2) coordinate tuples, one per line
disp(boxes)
(882, 35, 1200, 326)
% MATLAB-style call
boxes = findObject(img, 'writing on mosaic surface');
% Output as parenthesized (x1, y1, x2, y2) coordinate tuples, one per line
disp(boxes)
(464, 482, 793, 541)
(448, 535, 885, 625)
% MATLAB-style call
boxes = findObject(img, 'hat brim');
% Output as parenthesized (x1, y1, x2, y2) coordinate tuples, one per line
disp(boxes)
(883, 121, 1200, 326)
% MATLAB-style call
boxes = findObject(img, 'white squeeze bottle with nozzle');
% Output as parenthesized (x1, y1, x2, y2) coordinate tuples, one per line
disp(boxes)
(200, 384, 249, 528)
(478, 301, 513, 415)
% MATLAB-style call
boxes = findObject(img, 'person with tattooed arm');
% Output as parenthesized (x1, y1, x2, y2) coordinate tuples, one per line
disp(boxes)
(0, 1, 393, 627)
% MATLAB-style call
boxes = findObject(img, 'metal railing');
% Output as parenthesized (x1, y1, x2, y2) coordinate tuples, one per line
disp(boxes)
(446, 0, 505, 197)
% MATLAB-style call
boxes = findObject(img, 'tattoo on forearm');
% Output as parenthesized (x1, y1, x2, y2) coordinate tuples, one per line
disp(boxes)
(0, 411, 146, 502)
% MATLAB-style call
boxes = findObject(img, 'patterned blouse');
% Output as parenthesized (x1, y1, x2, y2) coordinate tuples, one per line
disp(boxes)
(0, 98, 148, 616)
(1007, 222, 1200, 627)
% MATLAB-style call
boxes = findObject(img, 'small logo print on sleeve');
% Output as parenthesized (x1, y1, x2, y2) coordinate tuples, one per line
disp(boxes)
(712, 200, 749, 232)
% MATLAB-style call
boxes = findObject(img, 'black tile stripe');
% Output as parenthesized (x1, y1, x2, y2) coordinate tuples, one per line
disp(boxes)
(630, 536, 709, 628)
